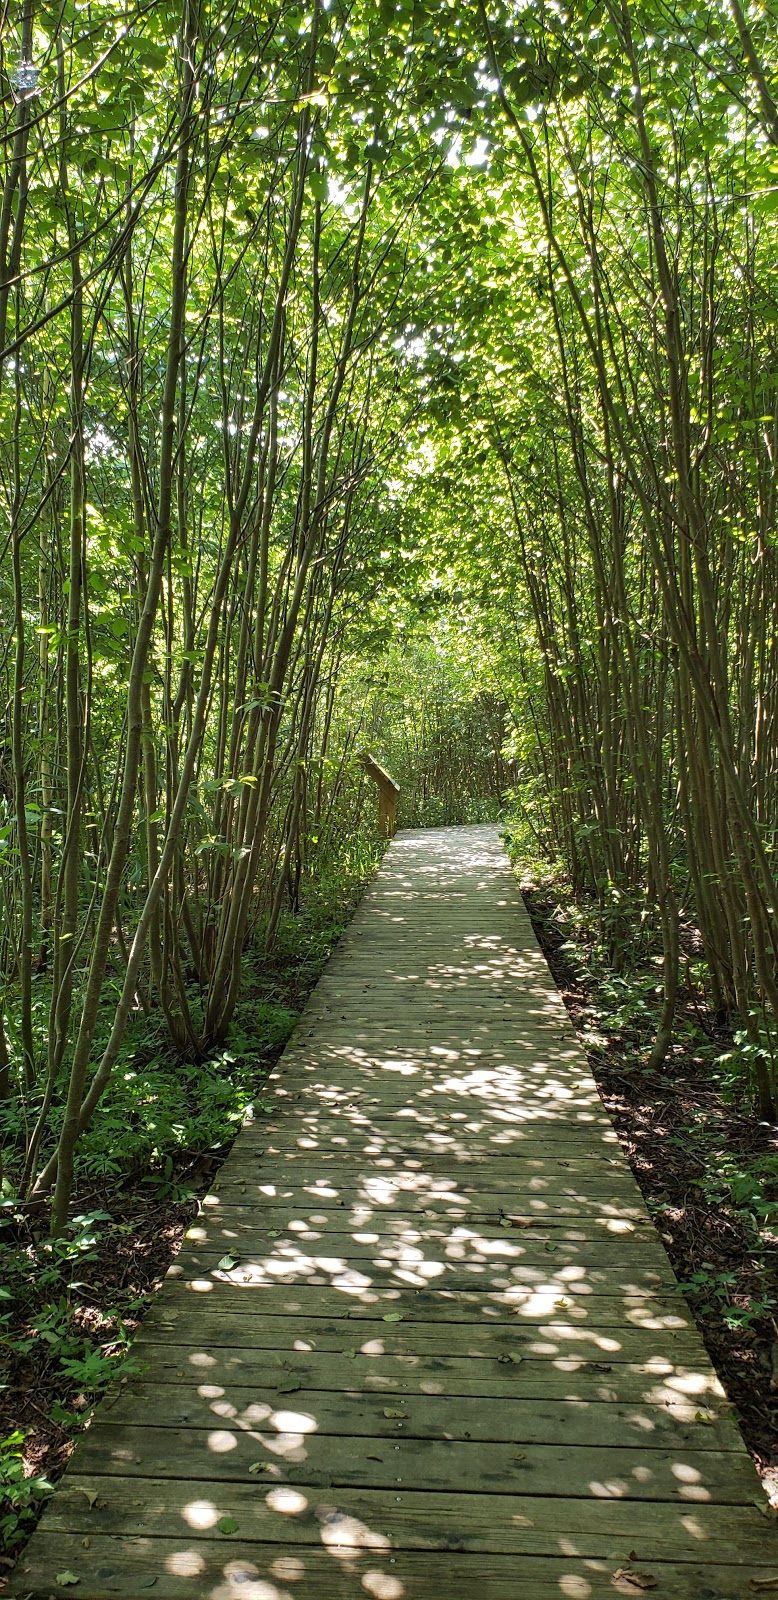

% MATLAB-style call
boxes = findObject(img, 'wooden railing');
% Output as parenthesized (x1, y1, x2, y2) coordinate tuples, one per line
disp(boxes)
(361, 753, 400, 838)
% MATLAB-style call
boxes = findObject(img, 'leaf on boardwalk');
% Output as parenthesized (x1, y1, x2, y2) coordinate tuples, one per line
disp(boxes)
(218, 1517, 239, 1535)
(277, 1378, 302, 1394)
(750, 1580, 778, 1592)
(383, 1408, 407, 1418)
(77, 1488, 100, 1509)
(498, 1353, 522, 1365)
(753, 1498, 778, 1520)
(613, 1569, 658, 1590)
(216, 1254, 239, 1271)
(249, 1462, 272, 1474)
(383, 1313, 403, 1322)
(343, 1349, 357, 1358)
(56, 1574, 80, 1588)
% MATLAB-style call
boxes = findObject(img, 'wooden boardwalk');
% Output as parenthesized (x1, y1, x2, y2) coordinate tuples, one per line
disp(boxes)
(12, 825, 777, 1597)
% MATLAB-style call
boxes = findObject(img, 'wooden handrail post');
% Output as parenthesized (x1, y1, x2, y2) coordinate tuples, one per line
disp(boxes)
(360, 752, 400, 838)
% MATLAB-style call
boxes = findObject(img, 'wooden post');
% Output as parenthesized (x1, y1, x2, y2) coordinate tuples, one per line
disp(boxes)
(361, 753, 400, 838)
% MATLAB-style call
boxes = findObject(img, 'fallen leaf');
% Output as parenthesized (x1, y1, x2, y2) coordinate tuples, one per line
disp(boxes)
(753, 1498, 778, 1520)
(383, 1313, 403, 1323)
(343, 1349, 357, 1358)
(277, 1379, 302, 1395)
(750, 1581, 778, 1592)
(56, 1575, 80, 1588)
(218, 1517, 239, 1535)
(249, 1462, 271, 1474)
(81, 1541, 90, 1551)
(367, 1454, 383, 1461)
(498, 1353, 522, 1365)
(383, 1408, 408, 1419)
(613, 1569, 658, 1591)
(217, 1254, 239, 1271)
(694, 1410, 713, 1425)
(267, 1230, 280, 1239)
(138, 1580, 157, 1590)
(77, 1489, 99, 1510)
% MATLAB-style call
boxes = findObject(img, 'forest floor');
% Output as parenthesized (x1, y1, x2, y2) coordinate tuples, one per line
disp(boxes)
(0, 857, 379, 1582)
(523, 877, 778, 1507)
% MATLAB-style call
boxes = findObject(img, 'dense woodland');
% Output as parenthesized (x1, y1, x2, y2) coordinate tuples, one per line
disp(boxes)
(4, 0, 778, 1553)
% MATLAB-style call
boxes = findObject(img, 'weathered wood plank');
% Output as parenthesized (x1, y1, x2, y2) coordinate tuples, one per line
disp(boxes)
(65, 1422, 759, 1501)
(209, 1179, 652, 1222)
(128, 1344, 725, 1403)
(133, 1308, 706, 1363)
(97, 1380, 739, 1452)
(165, 1260, 688, 1312)
(196, 1198, 654, 1237)
(179, 1216, 659, 1254)
(14, 1533, 778, 1600)
(45, 1477, 769, 1561)
(240, 1128, 625, 1167)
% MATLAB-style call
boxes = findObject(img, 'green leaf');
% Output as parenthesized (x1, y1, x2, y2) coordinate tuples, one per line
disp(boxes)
(218, 1517, 239, 1535)
(56, 1576, 80, 1589)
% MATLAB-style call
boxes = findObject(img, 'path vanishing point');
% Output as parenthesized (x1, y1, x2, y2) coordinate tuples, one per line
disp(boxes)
(11, 825, 778, 1598)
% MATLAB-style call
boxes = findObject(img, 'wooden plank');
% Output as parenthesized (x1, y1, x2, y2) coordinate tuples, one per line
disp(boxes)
(165, 1252, 679, 1298)
(261, 1108, 620, 1142)
(167, 1253, 680, 1303)
(14, 1533, 778, 1599)
(96, 1380, 740, 1452)
(128, 1344, 725, 1403)
(184, 1216, 662, 1254)
(199, 1190, 651, 1229)
(177, 1219, 671, 1266)
(64, 1422, 759, 1502)
(133, 1308, 706, 1363)
(192, 1201, 656, 1239)
(140, 1280, 696, 1329)
(45, 1476, 769, 1560)
(220, 1154, 643, 1197)
(237, 1131, 629, 1169)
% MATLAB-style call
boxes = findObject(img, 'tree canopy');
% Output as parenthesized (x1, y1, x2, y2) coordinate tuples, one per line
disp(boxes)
(1, 0, 778, 1232)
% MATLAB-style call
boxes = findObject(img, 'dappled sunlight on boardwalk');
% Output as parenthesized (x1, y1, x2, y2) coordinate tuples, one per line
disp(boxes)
(11, 827, 777, 1598)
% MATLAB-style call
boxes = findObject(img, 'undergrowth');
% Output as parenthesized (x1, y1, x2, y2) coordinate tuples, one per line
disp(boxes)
(0, 839, 381, 1564)
(507, 839, 778, 1484)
